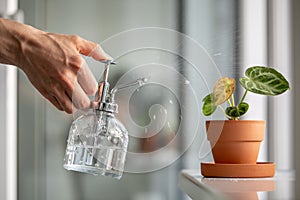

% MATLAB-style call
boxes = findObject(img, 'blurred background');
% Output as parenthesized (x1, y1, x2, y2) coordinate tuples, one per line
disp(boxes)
(0, 0, 299, 200)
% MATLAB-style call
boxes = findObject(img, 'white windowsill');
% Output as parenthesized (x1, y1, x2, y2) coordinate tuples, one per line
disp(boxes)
(179, 169, 295, 200)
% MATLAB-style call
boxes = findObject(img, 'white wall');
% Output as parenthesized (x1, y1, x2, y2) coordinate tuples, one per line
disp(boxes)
(240, 0, 268, 162)
(0, 0, 17, 15)
(0, 1, 20, 199)
(0, 65, 17, 200)
(268, 0, 293, 171)
(292, 0, 300, 198)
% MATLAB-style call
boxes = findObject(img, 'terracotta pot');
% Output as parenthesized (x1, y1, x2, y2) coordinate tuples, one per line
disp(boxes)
(206, 120, 265, 164)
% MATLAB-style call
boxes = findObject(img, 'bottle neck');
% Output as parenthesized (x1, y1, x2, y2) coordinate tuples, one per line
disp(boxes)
(97, 101, 118, 113)
(96, 109, 115, 118)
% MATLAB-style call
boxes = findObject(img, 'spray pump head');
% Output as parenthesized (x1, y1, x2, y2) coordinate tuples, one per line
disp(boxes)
(94, 60, 148, 113)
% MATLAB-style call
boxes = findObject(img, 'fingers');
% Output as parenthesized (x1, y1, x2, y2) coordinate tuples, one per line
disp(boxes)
(45, 34, 113, 113)
(70, 81, 91, 110)
(44, 83, 90, 114)
(45, 59, 95, 113)
(95, 82, 104, 102)
(56, 92, 73, 114)
(88, 44, 113, 61)
(77, 59, 98, 95)
(48, 83, 89, 114)
(76, 37, 112, 61)
(44, 94, 63, 111)
(46, 87, 73, 114)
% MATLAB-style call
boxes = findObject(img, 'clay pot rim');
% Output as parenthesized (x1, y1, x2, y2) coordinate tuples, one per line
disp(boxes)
(206, 120, 266, 123)
(206, 119, 266, 142)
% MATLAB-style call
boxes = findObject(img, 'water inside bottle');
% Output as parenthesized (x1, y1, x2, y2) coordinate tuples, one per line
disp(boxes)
(64, 142, 126, 179)
(63, 112, 128, 179)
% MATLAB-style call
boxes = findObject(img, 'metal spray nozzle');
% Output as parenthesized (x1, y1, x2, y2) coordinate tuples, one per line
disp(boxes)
(93, 60, 148, 113)
(110, 77, 148, 102)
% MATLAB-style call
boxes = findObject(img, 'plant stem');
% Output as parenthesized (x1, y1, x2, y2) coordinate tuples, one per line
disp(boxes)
(227, 99, 232, 107)
(218, 105, 232, 119)
(239, 90, 248, 105)
(231, 95, 235, 106)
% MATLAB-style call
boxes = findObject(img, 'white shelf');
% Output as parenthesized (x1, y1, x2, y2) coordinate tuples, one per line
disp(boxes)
(179, 170, 295, 200)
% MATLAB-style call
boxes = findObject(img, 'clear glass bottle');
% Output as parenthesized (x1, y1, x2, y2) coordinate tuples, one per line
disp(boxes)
(63, 60, 147, 179)
(64, 60, 129, 179)
(63, 109, 128, 179)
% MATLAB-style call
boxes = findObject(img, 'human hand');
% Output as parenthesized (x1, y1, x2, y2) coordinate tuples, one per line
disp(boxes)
(18, 28, 111, 113)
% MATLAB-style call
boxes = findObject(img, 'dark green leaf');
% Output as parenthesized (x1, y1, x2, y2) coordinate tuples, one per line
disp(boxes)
(239, 66, 290, 96)
(225, 106, 240, 118)
(202, 93, 212, 102)
(237, 102, 249, 117)
(225, 102, 249, 119)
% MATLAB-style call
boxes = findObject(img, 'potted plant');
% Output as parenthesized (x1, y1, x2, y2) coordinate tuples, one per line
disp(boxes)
(201, 66, 290, 178)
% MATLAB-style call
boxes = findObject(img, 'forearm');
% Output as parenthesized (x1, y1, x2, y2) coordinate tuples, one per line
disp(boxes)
(0, 18, 39, 67)
(0, 18, 110, 113)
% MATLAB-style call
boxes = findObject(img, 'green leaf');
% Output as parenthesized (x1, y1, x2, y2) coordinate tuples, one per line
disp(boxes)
(239, 66, 290, 96)
(202, 93, 212, 102)
(202, 94, 217, 116)
(237, 102, 249, 116)
(225, 102, 249, 119)
(225, 106, 239, 118)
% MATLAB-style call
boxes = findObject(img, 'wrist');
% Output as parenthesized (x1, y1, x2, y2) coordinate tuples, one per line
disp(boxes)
(0, 18, 42, 68)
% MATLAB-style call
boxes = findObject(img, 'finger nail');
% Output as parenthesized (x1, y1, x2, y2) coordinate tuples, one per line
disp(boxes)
(90, 45, 113, 61)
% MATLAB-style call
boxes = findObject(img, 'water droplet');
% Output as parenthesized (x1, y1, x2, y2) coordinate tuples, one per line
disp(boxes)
(213, 52, 222, 56)
(153, 115, 156, 120)
(142, 77, 148, 83)
(136, 88, 140, 92)
(184, 80, 190, 85)
(83, 141, 87, 146)
(169, 99, 173, 104)
(144, 127, 148, 134)
(137, 77, 148, 86)
(137, 80, 143, 86)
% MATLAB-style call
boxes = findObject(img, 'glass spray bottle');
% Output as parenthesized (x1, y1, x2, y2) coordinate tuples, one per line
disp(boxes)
(63, 60, 147, 179)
